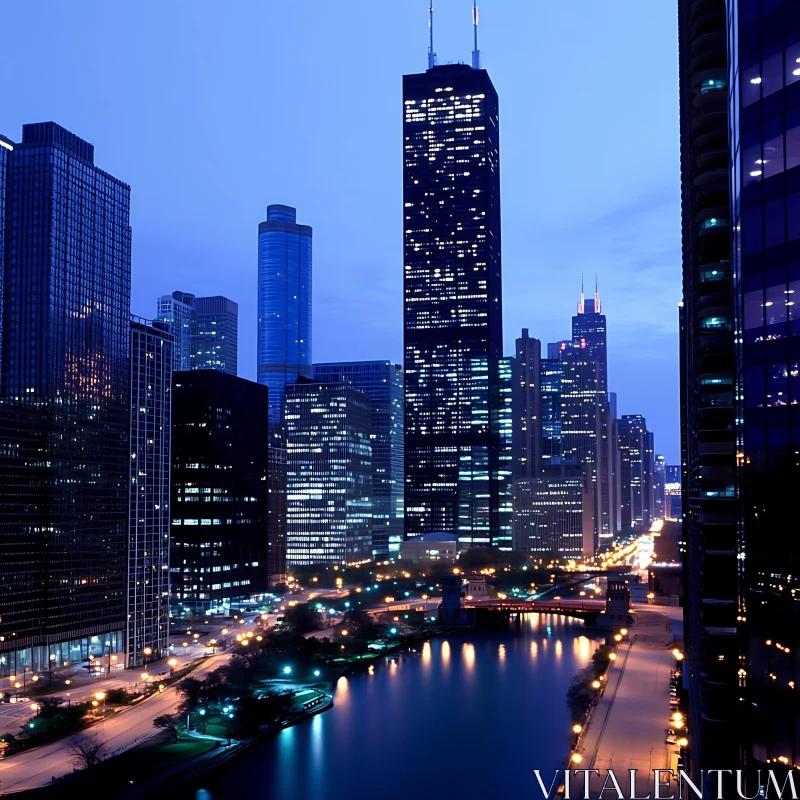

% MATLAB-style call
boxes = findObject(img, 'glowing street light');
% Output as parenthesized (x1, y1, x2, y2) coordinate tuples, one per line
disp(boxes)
(572, 724, 582, 735)
(571, 753, 583, 764)
(283, 666, 292, 675)
(677, 737, 689, 748)
(608, 653, 618, 661)
(591, 680, 601, 690)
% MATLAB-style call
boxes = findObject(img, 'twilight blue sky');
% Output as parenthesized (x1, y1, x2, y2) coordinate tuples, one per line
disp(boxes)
(2, 1, 681, 461)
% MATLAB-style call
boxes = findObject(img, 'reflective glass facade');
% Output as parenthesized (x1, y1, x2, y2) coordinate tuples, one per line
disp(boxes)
(511, 329, 542, 479)
(558, 343, 601, 551)
(540, 358, 563, 466)
(618, 414, 646, 529)
(0, 122, 130, 670)
(156, 292, 238, 376)
(496, 356, 513, 550)
(128, 318, 172, 667)
(313, 361, 404, 556)
(729, 0, 800, 778)
(0, 135, 11, 380)
(285, 382, 372, 565)
(171, 371, 270, 614)
(403, 64, 503, 547)
(257, 205, 312, 424)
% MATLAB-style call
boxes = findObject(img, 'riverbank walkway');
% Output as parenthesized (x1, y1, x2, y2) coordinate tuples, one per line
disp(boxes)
(575, 610, 681, 796)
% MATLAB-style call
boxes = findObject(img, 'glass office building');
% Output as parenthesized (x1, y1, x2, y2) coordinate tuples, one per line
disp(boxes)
(171, 371, 271, 614)
(127, 318, 173, 667)
(313, 361, 404, 556)
(403, 63, 504, 547)
(285, 381, 372, 566)
(618, 414, 647, 529)
(0, 134, 11, 378)
(540, 358, 563, 466)
(512, 329, 542, 479)
(728, 0, 800, 780)
(0, 122, 130, 674)
(257, 205, 312, 424)
(156, 291, 238, 376)
(558, 343, 601, 551)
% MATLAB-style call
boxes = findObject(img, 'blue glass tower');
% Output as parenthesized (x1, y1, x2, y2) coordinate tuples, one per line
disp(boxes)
(0, 135, 11, 378)
(257, 205, 312, 423)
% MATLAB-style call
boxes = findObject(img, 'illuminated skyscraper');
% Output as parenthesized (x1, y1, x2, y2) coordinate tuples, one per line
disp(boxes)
(257, 205, 312, 425)
(403, 61, 503, 547)
(285, 381, 372, 565)
(0, 134, 11, 378)
(540, 358, 563, 467)
(127, 318, 172, 667)
(313, 361, 404, 556)
(156, 292, 238, 376)
(0, 122, 131, 673)
(618, 414, 646, 529)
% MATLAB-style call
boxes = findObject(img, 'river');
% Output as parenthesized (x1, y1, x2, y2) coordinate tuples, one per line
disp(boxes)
(189, 614, 601, 800)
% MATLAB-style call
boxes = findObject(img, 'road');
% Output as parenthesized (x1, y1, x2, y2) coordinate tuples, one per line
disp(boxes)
(0, 653, 235, 793)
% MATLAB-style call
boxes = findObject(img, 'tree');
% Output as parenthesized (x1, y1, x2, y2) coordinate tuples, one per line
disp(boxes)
(283, 603, 322, 635)
(37, 697, 65, 719)
(176, 676, 203, 710)
(153, 714, 181, 743)
(68, 737, 107, 769)
(342, 608, 381, 640)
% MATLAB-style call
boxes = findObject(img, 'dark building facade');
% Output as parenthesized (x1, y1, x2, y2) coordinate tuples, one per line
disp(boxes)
(540, 358, 563, 467)
(257, 205, 312, 425)
(170, 371, 271, 614)
(285, 381, 372, 565)
(729, 0, 800, 779)
(0, 122, 131, 674)
(512, 329, 542, 479)
(0, 135, 10, 374)
(618, 414, 647, 530)
(403, 63, 503, 547)
(191, 295, 238, 376)
(678, 0, 744, 784)
(127, 318, 172, 667)
(313, 361, 404, 557)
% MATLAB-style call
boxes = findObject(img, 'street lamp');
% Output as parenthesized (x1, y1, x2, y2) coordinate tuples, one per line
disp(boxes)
(572, 724, 582, 735)
(591, 680, 601, 690)
(143, 647, 152, 666)
(95, 692, 106, 720)
(168, 658, 178, 675)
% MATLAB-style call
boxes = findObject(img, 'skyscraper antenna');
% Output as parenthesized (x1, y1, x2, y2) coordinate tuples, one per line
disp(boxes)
(595, 274, 601, 313)
(471, 1, 481, 69)
(428, 6, 437, 70)
(578, 274, 585, 314)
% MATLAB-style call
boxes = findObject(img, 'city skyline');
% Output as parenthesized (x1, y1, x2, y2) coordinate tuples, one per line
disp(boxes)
(0, 0, 682, 461)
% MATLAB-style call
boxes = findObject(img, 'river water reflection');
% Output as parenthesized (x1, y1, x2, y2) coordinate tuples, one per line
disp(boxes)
(192, 614, 601, 800)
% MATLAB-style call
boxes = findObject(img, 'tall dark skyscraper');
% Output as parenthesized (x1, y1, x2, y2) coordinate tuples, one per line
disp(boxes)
(313, 361, 404, 557)
(0, 122, 131, 675)
(171, 371, 271, 613)
(572, 283, 615, 540)
(257, 204, 312, 425)
(512, 329, 542, 479)
(0, 135, 10, 373)
(617, 414, 646, 530)
(403, 59, 503, 547)
(127, 318, 172, 667)
(678, 0, 741, 783)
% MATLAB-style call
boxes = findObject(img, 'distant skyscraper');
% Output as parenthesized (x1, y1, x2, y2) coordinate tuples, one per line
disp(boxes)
(513, 462, 594, 559)
(156, 292, 238, 376)
(257, 205, 312, 424)
(497, 356, 514, 550)
(653, 454, 666, 521)
(127, 318, 172, 667)
(191, 295, 238, 375)
(403, 61, 503, 547)
(313, 361, 404, 556)
(285, 381, 372, 565)
(512, 329, 542, 479)
(0, 122, 131, 674)
(558, 342, 601, 551)
(171, 371, 271, 613)
(618, 415, 646, 529)
(547, 341, 571, 359)
(572, 283, 614, 540)
(157, 291, 195, 372)
(643, 430, 655, 527)
(540, 358, 563, 467)
(608, 392, 622, 534)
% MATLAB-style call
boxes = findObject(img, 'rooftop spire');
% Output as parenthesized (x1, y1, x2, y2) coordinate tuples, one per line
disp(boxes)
(578, 274, 585, 314)
(471, 1, 481, 69)
(428, 6, 437, 70)
(595, 275, 601, 313)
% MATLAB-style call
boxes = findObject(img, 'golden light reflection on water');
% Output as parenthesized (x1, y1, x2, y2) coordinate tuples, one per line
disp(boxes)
(530, 641, 538, 658)
(336, 675, 349, 706)
(555, 639, 563, 659)
(441, 640, 451, 668)
(498, 644, 506, 662)
(422, 641, 432, 667)
(575, 636, 592, 661)
(463, 643, 476, 671)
